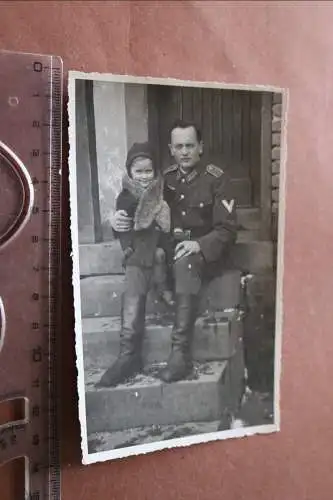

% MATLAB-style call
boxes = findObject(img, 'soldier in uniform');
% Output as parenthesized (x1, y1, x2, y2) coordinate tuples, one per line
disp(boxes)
(111, 119, 237, 383)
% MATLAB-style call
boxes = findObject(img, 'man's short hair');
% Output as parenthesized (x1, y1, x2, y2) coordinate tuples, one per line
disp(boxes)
(169, 119, 202, 143)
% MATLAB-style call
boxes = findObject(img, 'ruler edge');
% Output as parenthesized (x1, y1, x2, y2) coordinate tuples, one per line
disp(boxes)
(0, 51, 64, 500)
(48, 53, 63, 500)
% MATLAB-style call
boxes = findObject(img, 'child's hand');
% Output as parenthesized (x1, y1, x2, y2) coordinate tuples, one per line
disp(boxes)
(111, 210, 132, 232)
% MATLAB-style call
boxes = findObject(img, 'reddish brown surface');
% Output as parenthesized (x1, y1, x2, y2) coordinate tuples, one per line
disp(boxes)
(1, 1, 333, 499)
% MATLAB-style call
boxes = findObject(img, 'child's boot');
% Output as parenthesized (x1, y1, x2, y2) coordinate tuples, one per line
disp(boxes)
(96, 292, 146, 387)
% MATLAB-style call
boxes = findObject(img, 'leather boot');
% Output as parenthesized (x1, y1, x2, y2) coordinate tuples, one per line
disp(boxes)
(96, 293, 146, 387)
(159, 294, 198, 383)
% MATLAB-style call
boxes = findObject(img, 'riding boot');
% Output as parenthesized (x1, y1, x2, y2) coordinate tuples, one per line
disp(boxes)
(96, 293, 146, 387)
(159, 294, 198, 383)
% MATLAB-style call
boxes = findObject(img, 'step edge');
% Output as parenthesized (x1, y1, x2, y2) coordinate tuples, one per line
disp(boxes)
(82, 311, 240, 334)
(85, 360, 229, 392)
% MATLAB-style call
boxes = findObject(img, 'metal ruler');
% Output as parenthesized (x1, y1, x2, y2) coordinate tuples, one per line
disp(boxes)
(0, 51, 62, 499)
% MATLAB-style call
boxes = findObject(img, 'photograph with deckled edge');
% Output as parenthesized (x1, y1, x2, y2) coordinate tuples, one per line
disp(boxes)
(68, 71, 287, 464)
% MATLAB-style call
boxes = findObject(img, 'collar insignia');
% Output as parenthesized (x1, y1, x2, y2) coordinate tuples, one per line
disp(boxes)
(163, 164, 178, 175)
(186, 169, 199, 183)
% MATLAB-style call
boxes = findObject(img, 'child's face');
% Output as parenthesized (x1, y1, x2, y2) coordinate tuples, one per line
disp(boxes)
(130, 157, 154, 188)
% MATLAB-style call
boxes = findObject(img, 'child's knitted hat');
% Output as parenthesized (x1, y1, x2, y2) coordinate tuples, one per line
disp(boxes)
(125, 142, 155, 176)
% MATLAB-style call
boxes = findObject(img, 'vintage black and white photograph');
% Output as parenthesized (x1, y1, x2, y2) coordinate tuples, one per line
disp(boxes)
(68, 72, 286, 464)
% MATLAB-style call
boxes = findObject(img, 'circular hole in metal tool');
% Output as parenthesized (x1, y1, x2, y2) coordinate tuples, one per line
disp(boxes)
(0, 141, 34, 250)
(8, 96, 19, 107)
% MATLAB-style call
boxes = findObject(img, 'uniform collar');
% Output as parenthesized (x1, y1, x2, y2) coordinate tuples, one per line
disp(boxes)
(176, 160, 203, 184)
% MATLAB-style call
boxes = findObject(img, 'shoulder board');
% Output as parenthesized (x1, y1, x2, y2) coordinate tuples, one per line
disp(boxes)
(206, 164, 224, 178)
(163, 164, 178, 175)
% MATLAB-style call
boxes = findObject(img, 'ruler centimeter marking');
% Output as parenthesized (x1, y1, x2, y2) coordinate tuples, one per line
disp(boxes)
(48, 57, 62, 500)
(0, 51, 63, 500)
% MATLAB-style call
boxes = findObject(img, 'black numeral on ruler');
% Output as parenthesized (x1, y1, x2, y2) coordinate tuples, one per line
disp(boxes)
(33, 62, 43, 73)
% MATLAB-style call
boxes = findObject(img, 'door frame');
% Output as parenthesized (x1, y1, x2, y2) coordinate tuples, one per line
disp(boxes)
(147, 86, 273, 240)
(259, 92, 273, 241)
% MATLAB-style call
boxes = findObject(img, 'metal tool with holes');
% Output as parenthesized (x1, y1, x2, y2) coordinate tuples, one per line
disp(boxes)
(0, 50, 62, 500)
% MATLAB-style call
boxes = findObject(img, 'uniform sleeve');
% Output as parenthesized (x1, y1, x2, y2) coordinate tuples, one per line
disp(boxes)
(163, 181, 175, 207)
(197, 173, 237, 262)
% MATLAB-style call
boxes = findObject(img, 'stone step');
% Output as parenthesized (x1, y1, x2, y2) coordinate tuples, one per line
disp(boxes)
(237, 229, 261, 243)
(87, 342, 246, 454)
(83, 311, 243, 369)
(80, 241, 124, 277)
(80, 270, 242, 319)
(85, 361, 230, 434)
(88, 419, 222, 454)
(237, 207, 260, 231)
(228, 241, 273, 273)
(79, 237, 271, 278)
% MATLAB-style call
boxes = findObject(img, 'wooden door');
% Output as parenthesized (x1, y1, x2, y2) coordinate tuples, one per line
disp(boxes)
(147, 85, 264, 208)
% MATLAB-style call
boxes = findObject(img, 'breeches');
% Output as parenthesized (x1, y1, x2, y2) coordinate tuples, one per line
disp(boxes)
(125, 254, 217, 297)
(173, 254, 206, 295)
(124, 246, 171, 296)
(124, 265, 153, 296)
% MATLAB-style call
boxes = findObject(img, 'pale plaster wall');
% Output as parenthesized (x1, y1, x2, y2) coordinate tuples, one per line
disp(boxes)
(76, 80, 95, 244)
(93, 81, 148, 241)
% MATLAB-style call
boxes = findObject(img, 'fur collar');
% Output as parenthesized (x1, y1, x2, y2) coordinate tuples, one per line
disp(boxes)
(122, 173, 170, 233)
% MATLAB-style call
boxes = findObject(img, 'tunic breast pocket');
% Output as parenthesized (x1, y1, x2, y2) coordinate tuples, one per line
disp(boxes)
(188, 197, 213, 223)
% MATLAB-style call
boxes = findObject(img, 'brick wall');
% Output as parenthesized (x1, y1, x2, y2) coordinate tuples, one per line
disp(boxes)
(271, 93, 282, 241)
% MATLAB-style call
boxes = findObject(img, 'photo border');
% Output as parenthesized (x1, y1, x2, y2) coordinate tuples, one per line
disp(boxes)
(68, 71, 288, 465)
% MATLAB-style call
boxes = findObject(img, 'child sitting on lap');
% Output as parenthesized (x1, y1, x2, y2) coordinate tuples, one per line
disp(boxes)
(97, 142, 174, 388)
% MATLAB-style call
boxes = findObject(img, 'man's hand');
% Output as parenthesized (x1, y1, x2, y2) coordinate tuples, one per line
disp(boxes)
(111, 210, 133, 232)
(174, 240, 201, 260)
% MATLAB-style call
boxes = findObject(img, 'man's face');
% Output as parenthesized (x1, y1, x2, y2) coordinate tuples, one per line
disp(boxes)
(169, 126, 203, 170)
(130, 157, 155, 188)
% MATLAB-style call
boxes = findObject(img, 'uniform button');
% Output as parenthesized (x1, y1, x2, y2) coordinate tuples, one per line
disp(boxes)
(180, 194, 185, 200)
(182, 210, 186, 216)
(181, 178, 185, 183)
(199, 202, 204, 208)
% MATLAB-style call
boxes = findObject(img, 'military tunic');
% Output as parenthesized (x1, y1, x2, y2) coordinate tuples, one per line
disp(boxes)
(163, 160, 237, 295)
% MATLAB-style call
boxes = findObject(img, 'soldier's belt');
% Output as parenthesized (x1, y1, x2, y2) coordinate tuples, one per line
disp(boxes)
(173, 228, 192, 241)
(173, 228, 210, 241)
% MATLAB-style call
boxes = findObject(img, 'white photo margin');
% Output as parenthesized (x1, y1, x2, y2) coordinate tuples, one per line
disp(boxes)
(68, 71, 288, 465)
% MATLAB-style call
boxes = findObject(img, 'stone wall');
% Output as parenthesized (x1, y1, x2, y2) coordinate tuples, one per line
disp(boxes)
(94, 82, 148, 241)
(271, 93, 282, 241)
(93, 81, 128, 241)
(75, 80, 96, 244)
(76, 81, 148, 244)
